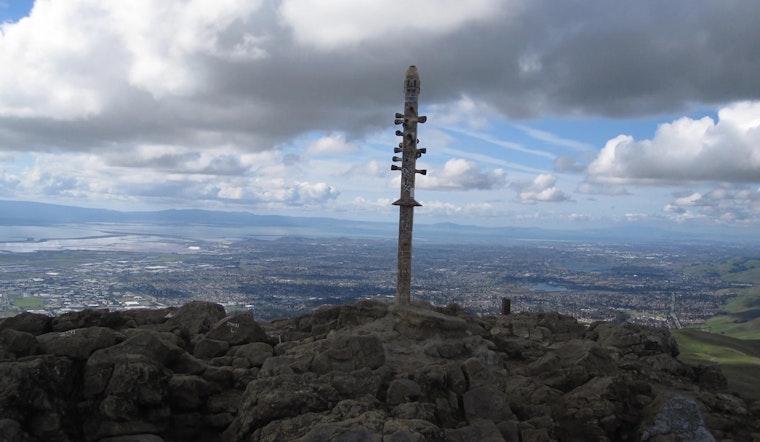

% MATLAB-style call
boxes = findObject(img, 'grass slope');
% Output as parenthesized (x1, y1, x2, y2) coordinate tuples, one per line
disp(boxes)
(673, 328, 760, 401)
(686, 257, 760, 339)
(677, 256, 760, 401)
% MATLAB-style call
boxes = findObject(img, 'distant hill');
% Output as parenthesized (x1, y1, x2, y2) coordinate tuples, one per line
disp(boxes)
(0, 199, 745, 244)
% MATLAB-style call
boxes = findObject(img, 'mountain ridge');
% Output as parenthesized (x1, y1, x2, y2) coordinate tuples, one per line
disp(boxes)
(0, 199, 745, 244)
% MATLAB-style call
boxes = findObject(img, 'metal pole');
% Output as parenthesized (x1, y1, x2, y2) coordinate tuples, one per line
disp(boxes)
(391, 66, 427, 305)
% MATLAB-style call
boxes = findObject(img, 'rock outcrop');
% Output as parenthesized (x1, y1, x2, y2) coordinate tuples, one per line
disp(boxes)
(0, 299, 758, 441)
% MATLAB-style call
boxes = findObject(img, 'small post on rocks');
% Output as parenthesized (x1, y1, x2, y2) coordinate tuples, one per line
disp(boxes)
(391, 66, 427, 305)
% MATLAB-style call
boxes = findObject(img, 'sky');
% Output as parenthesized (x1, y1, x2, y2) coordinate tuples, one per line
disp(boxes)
(1, 1, 759, 238)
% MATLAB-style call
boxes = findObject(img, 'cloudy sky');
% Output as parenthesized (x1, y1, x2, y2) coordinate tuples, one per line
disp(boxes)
(1, 0, 759, 237)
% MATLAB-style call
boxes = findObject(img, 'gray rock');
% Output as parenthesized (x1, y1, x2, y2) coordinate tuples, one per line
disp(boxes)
(36, 326, 124, 360)
(207, 312, 268, 345)
(193, 338, 229, 360)
(445, 419, 506, 442)
(382, 418, 443, 441)
(640, 394, 715, 442)
(51, 308, 131, 332)
(587, 321, 679, 357)
(162, 301, 226, 342)
(0, 419, 32, 442)
(462, 386, 514, 423)
(386, 379, 422, 406)
(0, 356, 79, 439)
(0, 328, 37, 357)
(168, 374, 212, 410)
(228, 341, 273, 367)
(392, 305, 468, 340)
(310, 333, 385, 374)
(99, 434, 165, 442)
(0, 311, 52, 335)
(223, 373, 340, 442)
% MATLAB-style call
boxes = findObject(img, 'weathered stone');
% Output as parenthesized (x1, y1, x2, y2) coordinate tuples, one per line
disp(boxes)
(0, 356, 79, 438)
(386, 379, 422, 406)
(228, 341, 273, 367)
(383, 418, 443, 441)
(194, 338, 229, 360)
(0, 418, 32, 442)
(393, 305, 468, 340)
(310, 333, 385, 374)
(328, 366, 387, 399)
(99, 434, 165, 442)
(551, 376, 635, 441)
(390, 402, 437, 422)
(523, 339, 618, 392)
(462, 386, 514, 423)
(88, 330, 184, 368)
(0, 311, 52, 335)
(207, 312, 268, 345)
(640, 394, 715, 442)
(37, 326, 124, 360)
(259, 355, 295, 377)
(169, 374, 212, 410)
(0, 328, 37, 357)
(162, 301, 227, 341)
(336, 298, 389, 329)
(223, 373, 340, 442)
(52, 308, 132, 332)
(587, 321, 679, 357)
(445, 419, 506, 442)
(0, 302, 758, 442)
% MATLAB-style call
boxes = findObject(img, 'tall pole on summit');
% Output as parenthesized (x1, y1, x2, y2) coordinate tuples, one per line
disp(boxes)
(392, 66, 427, 305)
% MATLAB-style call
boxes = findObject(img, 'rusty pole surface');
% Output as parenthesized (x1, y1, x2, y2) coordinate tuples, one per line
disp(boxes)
(392, 66, 427, 305)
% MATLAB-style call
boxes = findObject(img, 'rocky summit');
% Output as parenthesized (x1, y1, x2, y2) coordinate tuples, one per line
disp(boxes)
(1, 299, 758, 442)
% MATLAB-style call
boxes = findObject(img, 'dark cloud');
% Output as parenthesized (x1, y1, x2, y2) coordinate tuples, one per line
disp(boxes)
(3, 1, 760, 154)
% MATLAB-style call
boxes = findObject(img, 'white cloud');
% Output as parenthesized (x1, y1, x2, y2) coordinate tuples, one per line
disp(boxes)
(0, 0, 263, 119)
(511, 174, 571, 204)
(277, 0, 506, 50)
(416, 158, 506, 191)
(306, 133, 357, 155)
(588, 101, 760, 184)
(664, 184, 760, 224)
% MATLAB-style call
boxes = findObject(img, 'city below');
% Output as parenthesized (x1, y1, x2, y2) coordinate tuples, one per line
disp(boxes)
(1, 232, 751, 329)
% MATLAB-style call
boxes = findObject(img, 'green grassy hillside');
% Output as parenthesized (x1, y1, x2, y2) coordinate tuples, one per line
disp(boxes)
(673, 328, 760, 401)
(677, 257, 760, 400)
(686, 257, 760, 339)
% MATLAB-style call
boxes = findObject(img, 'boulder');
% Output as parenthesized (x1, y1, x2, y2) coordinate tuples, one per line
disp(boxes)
(393, 305, 468, 340)
(0, 419, 32, 442)
(51, 308, 132, 331)
(462, 386, 515, 423)
(587, 322, 679, 357)
(0, 311, 52, 335)
(193, 338, 229, 360)
(207, 312, 268, 345)
(0, 328, 37, 358)
(445, 419, 506, 442)
(168, 374, 213, 410)
(0, 355, 80, 440)
(309, 333, 385, 374)
(228, 341, 273, 367)
(639, 394, 715, 442)
(161, 301, 226, 342)
(36, 326, 124, 360)
(386, 379, 422, 406)
(223, 373, 340, 442)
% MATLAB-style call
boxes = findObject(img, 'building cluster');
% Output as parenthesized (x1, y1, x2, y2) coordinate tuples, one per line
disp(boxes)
(0, 238, 743, 326)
